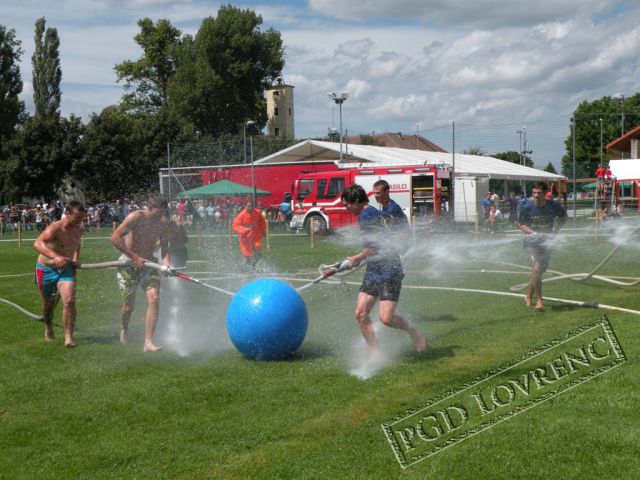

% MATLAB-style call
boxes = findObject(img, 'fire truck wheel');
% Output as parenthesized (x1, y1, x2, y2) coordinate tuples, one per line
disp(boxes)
(304, 215, 327, 235)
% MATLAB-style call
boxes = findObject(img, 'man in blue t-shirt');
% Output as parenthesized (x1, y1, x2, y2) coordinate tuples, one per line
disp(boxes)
(373, 179, 410, 250)
(341, 184, 425, 357)
(515, 181, 567, 311)
(372, 179, 409, 227)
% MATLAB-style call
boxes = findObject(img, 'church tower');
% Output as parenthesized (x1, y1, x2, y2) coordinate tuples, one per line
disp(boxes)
(265, 77, 294, 139)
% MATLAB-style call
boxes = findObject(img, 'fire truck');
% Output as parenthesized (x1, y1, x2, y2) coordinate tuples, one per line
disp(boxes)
(290, 164, 451, 232)
(198, 161, 338, 208)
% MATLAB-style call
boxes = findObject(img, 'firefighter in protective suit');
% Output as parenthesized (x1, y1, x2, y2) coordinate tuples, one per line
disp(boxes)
(232, 200, 267, 267)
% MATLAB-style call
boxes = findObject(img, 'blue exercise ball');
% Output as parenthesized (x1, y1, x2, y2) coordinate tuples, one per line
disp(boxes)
(226, 279, 308, 360)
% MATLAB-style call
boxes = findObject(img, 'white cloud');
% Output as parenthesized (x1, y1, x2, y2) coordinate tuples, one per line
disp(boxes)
(6, 0, 640, 170)
(308, 0, 613, 28)
(335, 38, 375, 58)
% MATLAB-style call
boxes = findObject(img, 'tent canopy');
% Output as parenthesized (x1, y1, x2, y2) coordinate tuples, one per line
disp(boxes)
(609, 159, 640, 181)
(177, 179, 270, 199)
(255, 139, 565, 181)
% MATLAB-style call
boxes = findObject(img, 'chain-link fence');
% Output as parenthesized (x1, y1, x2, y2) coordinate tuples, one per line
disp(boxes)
(161, 113, 639, 225)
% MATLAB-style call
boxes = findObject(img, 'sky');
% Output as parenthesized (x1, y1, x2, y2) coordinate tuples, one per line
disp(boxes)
(2, 0, 640, 170)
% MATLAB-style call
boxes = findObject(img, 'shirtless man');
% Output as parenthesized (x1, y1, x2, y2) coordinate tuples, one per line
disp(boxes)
(111, 195, 172, 352)
(33, 201, 86, 347)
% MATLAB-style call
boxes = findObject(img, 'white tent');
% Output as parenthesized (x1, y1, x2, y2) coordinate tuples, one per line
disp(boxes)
(256, 139, 565, 181)
(609, 159, 640, 181)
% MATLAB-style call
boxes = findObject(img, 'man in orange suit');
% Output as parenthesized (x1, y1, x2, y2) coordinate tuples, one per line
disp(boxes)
(232, 200, 267, 268)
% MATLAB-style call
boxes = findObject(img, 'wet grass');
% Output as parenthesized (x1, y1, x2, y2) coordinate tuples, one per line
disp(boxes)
(1, 220, 639, 479)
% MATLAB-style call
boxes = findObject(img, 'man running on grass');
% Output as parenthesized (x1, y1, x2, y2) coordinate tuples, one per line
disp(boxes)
(341, 184, 425, 358)
(33, 201, 86, 347)
(514, 181, 567, 311)
(232, 200, 267, 269)
(112, 195, 172, 352)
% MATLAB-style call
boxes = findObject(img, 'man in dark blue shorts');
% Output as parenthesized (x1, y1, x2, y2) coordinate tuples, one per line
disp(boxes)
(341, 184, 425, 357)
(33, 201, 86, 347)
(515, 181, 567, 311)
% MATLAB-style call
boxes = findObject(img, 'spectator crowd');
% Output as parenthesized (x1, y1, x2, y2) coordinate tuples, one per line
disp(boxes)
(0, 195, 293, 235)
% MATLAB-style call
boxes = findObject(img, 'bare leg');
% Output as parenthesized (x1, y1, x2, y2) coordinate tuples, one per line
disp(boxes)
(57, 282, 77, 347)
(120, 303, 134, 345)
(143, 288, 162, 352)
(379, 301, 426, 352)
(525, 274, 534, 307)
(355, 292, 378, 354)
(532, 263, 544, 310)
(42, 296, 58, 341)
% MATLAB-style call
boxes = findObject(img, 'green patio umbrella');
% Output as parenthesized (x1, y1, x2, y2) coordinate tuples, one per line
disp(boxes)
(176, 180, 270, 199)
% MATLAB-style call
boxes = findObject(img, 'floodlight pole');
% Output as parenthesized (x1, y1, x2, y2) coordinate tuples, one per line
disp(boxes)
(328, 92, 349, 163)
(244, 120, 257, 204)
(613, 93, 625, 158)
(572, 117, 577, 226)
(250, 135, 256, 205)
(517, 128, 523, 194)
(167, 142, 172, 204)
(451, 121, 456, 220)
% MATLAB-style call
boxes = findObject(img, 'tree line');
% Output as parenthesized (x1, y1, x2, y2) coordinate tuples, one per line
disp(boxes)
(0, 6, 286, 203)
(1, 6, 638, 204)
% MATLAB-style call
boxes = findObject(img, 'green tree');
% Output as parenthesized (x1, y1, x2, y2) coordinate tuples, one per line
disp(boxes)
(72, 107, 143, 201)
(73, 107, 188, 201)
(32, 17, 61, 119)
(463, 146, 487, 156)
(544, 162, 557, 174)
(490, 151, 534, 194)
(492, 150, 533, 167)
(168, 5, 284, 136)
(3, 115, 83, 200)
(561, 95, 640, 178)
(0, 25, 25, 140)
(115, 18, 183, 113)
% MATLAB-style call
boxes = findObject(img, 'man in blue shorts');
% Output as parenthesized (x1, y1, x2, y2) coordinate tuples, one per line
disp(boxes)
(341, 184, 425, 357)
(33, 201, 86, 347)
(515, 181, 567, 311)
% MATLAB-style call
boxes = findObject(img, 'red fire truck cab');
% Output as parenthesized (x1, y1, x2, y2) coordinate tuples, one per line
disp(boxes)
(290, 164, 451, 232)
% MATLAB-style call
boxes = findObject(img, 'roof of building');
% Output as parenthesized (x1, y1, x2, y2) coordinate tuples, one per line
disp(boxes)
(255, 139, 565, 181)
(346, 132, 447, 152)
(606, 124, 640, 153)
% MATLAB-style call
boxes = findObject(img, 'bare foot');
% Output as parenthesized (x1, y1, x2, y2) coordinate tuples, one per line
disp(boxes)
(64, 341, 76, 348)
(525, 296, 532, 307)
(120, 328, 128, 346)
(45, 328, 55, 341)
(535, 301, 544, 312)
(143, 342, 163, 353)
(369, 348, 382, 363)
(409, 326, 426, 353)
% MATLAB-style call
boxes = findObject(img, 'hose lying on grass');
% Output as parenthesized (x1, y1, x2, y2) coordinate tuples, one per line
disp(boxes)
(273, 276, 640, 316)
(504, 224, 640, 291)
(0, 298, 43, 321)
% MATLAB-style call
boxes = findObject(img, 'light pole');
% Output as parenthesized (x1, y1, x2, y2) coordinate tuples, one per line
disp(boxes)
(327, 92, 349, 162)
(416, 123, 420, 149)
(522, 127, 532, 166)
(517, 128, 524, 194)
(244, 120, 257, 204)
(613, 93, 625, 136)
(243, 121, 255, 165)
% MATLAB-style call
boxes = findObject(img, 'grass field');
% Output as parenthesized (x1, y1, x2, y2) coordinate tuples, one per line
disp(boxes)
(1, 219, 639, 479)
